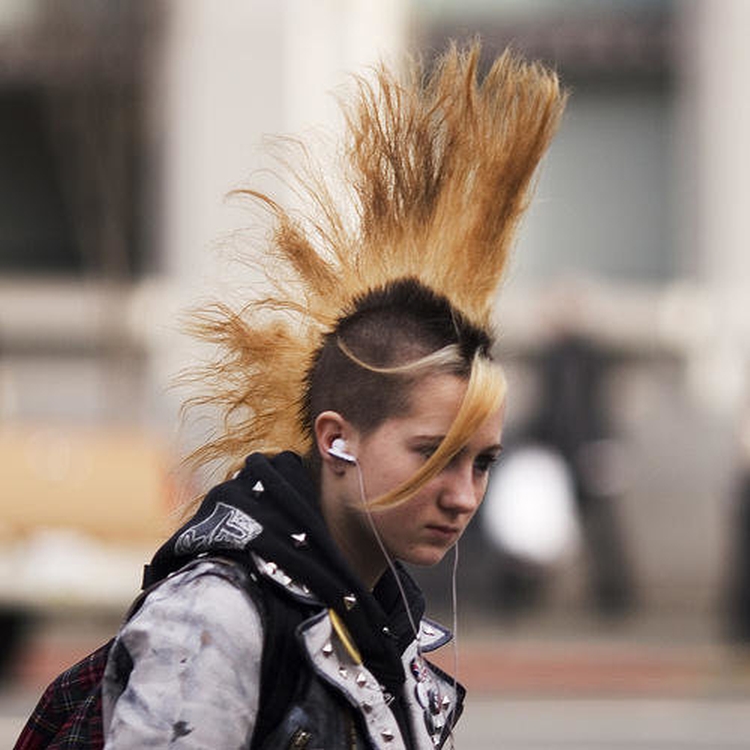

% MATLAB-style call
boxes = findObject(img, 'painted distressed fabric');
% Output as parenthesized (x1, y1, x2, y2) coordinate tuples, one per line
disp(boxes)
(101, 561, 263, 749)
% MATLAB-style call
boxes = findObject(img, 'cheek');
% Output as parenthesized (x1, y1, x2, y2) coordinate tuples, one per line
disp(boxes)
(469, 483, 490, 516)
(375, 492, 430, 531)
(364, 449, 421, 492)
(477, 476, 491, 501)
(398, 484, 439, 518)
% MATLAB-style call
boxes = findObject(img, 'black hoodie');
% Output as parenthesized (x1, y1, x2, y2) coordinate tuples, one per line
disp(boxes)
(143, 451, 427, 745)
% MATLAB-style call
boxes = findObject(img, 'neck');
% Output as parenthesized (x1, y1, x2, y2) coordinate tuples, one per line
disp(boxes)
(320, 475, 386, 590)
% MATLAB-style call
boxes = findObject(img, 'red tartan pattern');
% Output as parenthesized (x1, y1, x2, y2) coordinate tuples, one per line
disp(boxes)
(13, 640, 112, 750)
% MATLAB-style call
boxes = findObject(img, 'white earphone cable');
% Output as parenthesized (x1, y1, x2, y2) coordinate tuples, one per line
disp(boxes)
(448, 541, 460, 748)
(353, 460, 422, 647)
(348, 455, 461, 748)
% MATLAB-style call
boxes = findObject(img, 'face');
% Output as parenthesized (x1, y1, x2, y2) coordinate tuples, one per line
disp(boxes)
(326, 372, 505, 584)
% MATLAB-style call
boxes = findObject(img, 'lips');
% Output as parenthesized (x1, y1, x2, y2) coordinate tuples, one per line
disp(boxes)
(425, 524, 461, 537)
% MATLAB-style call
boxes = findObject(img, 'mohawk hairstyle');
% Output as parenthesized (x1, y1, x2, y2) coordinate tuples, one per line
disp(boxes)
(302, 277, 492, 439)
(182, 42, 566, 480)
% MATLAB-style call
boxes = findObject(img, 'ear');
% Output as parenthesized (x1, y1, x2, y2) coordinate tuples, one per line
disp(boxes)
(314, 411, 355, 472)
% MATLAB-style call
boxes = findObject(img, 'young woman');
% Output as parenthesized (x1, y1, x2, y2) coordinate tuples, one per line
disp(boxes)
(103, 280, 508, 749)
(18, 44, 565, 750)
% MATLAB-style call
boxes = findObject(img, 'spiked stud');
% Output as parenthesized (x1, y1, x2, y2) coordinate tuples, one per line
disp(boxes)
(290, 532, 308, 548)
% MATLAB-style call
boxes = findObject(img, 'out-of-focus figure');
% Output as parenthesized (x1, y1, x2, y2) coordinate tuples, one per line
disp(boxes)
(483, 333, 634, 618)
(726, 405, 750, 641)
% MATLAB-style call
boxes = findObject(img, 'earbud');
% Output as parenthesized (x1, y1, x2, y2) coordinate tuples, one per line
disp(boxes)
(328, 437, 357, 464)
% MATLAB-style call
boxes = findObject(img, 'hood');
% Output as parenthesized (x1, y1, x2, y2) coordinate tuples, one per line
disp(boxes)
(144, 451, 426, 693)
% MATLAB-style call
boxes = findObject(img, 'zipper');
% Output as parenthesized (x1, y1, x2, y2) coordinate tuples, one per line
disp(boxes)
(348, 711, 357, 750)
(287, 728, 311, 749)
(286, 711, 358, 748)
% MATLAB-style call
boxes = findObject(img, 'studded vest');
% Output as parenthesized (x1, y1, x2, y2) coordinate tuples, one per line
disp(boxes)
(142, 452, 466, 749)
(250, 552, 464, 750)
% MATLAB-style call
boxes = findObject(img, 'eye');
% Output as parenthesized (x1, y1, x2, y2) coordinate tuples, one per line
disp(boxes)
(474, 451, 501, 475)
(415, 443, 440, 461)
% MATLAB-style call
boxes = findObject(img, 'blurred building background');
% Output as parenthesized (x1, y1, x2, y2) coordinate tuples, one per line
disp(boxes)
(2, 0, 750, 746)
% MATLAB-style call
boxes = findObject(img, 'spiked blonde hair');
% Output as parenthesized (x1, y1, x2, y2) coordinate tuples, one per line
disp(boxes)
(183, 42, 566, 484)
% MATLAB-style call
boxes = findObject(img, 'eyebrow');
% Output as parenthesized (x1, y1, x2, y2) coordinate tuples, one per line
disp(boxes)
(412, 436, 504, 454)
(483, 443, 504, 454)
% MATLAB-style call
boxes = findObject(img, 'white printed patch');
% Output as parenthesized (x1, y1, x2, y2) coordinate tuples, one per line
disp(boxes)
(175, 502, 263, 555)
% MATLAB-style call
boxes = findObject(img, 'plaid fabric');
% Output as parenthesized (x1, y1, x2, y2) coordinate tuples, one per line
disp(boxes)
(14, 639, 112, 750)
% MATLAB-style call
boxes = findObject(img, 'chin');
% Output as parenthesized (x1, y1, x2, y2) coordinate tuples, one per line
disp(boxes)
(401, 546, 451, 568)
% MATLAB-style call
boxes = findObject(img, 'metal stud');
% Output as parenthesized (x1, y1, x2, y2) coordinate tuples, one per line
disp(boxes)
(290, 532, 308, 548)
(356, 672, 368, 687)
(252, 480, 264, 493)
(343, 593, 357, 610)
(429, 690, 442, 715)
(264, 562, 278, 575)
(381, 729, 394, 742)
(362, 701, 373, 714)
(280, 574, 293, 586)
(322, 642, 334, 657)
(410, 658, 425, 681)
(338, 666, 348, 680)
(441, 695, 451, 711)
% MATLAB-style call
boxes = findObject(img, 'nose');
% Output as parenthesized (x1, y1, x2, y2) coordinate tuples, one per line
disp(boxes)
(438, 462, 480, 515)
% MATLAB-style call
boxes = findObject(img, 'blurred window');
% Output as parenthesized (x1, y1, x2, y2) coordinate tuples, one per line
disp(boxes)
(0, 1, 154, 279)
(0, 90, 80, 274)
(413, 0, 678, 282)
